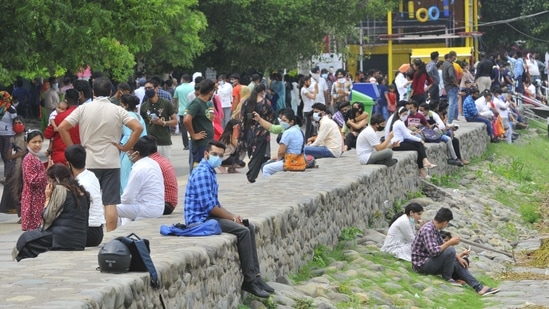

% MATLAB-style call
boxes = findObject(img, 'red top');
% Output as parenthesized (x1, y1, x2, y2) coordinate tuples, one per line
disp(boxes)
(44, 106, 81, 164)
(411, 72, 433, 96)
(149, 152, 178, 208)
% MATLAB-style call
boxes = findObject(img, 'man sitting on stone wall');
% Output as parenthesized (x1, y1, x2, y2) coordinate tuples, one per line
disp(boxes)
(184, 140, 274, 298)
(411, 207, 500, 296)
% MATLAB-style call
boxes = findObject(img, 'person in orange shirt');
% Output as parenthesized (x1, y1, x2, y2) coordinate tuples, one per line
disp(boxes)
(230, 73, 242, 111)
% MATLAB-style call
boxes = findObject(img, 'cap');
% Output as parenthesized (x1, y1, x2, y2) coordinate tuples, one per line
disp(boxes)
(138, 78, 146, 86)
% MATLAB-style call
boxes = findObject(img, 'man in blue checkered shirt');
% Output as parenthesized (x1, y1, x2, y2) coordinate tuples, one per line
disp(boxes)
(184, 141, 273, 298)
(463, 87, 498, 142)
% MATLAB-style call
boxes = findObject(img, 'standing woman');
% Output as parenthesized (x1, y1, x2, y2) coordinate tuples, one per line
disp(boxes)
(0, 91, 17, 184)
(0, 116, 26, 216)
(21, 130, 49, 230)
(390, 107, 437, 178)
(119, 94, 147, 194)
(409, 58, 432, 105)
(381, 203, 424, 261)
(241, 84, 274, 183)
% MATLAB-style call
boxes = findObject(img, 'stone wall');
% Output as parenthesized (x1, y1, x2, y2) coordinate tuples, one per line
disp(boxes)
(1, 123, 489, 309)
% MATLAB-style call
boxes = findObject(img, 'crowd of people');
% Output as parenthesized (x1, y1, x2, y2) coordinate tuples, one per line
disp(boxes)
(1, 49, 539, 295)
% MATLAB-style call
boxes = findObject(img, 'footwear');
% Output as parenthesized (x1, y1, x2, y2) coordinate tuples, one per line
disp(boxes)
(447, 159, 463, 167)
(256, 277, 275, 293)
(447, 279, 464, 286)
(490, 138, 500, 143)
(241, 280, 270, 298)
(228, 167, 239, 173)
(237, 160, 246, 168)
(424, 163, 437, 169)
(386, 158, 398, 167)
(478, 287, 500, 296)
(183, 146, 189, 150)
(460, 159, 470, 165)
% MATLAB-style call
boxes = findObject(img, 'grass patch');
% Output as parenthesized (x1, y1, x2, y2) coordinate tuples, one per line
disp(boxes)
(430, 173, 460, 188)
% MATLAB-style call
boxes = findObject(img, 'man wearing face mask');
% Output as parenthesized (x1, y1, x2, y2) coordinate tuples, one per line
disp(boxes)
(230, 73, 242, 111)
(73, 79, 93, 105)
(304, 103, 342, 158)
(310, 67, 328, 106)
(116, 136, 164, 226)
(356, 113, 398, 166)
(140, 80, 177, 160)
(217, 74, 233, 127)
(184, 140, 274, 298)
(184, 79, 216, 169)
(331, 69, 352, 107)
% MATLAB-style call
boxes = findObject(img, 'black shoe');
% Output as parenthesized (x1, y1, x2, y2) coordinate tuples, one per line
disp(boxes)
(242, 280, 269, 298)
(256, 277, 275, 293)
(183, 146, 189, 150)
(237, 160, 246, 168)
(386, 158, 398, 167)
(447, 159, 463, 167)
(490, 138, 500, 143)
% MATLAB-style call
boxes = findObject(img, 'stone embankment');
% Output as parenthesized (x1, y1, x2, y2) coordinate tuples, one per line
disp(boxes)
(0, 123, 490, 308)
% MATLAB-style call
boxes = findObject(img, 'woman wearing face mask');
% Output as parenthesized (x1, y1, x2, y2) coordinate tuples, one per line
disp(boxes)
(381, 203, 424, 262)
(390, 106, 436, 178)
(262, 109, 304, 178)
(119, 94, 147, 194)
(241, 84, 275, 183)
(0, 116, 26, 217)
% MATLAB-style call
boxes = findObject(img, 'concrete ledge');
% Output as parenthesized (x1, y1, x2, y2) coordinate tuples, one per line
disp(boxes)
(0, 123, 489, 308)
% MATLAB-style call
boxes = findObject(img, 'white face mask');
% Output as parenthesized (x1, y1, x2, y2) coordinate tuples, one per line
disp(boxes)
(400, 114, 408, 122)
(313, 112, 321, 122)
(219, 81, 225, 86)
(338, 78, 346, 83)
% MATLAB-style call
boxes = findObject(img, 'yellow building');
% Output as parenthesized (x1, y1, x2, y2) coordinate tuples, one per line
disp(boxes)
(348, 0, 481, 82)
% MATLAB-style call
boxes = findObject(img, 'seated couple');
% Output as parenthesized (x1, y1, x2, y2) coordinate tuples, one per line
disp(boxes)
(381, 205, 500, 296)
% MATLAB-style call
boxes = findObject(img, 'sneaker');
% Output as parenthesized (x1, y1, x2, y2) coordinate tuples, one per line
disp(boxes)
(241, 280, 269, 298)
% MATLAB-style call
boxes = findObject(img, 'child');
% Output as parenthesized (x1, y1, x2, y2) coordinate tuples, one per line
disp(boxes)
(21, 130, 49, 231)
(0, 117, 26, 217)
(387, 84, 397, 114)
(46, 100, 68, 156)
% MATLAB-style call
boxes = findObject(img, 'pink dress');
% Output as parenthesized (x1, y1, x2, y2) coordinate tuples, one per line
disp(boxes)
(21, 154, 47, 231)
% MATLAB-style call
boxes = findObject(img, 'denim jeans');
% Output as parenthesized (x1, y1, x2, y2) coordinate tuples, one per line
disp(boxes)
(466, 116, 493, 137)
(447, 87, 458, 123)
(304, 146, 335, 158)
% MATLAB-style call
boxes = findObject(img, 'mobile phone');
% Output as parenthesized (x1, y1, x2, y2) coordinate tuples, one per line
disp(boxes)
(150, 113, 159, 120)
(242, 219, 249, 227)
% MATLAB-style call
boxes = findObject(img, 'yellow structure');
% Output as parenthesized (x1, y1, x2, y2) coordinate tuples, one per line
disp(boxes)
(350, 0, 480, 82)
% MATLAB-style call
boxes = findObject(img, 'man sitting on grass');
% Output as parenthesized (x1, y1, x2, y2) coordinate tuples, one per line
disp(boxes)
(411, 207, 500, 296)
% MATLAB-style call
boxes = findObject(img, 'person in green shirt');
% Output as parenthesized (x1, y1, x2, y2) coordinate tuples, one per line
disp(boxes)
(184, 79, 216, 169)
(140, 80, 177, 160)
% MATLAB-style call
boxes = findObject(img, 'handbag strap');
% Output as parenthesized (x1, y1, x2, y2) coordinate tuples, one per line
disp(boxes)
(298, 127, 305, 154)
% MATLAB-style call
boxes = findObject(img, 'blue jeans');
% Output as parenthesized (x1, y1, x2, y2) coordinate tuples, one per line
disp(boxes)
(447, 87, 458, 123)
(466, 116, 493, 137)
(304, 146, 335, 158)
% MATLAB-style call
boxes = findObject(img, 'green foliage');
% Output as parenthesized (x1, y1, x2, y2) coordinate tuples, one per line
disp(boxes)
(430, 174, 459, 188)
(406, 191, 425, 199)
(340, 226, 362, 241)
(520, 203, 541, 223)
(0, 0, 206, 83)
(293, 298, 314, 309)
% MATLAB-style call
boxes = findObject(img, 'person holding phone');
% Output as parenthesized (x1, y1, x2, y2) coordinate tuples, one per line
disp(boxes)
(13, 164, 90, 261)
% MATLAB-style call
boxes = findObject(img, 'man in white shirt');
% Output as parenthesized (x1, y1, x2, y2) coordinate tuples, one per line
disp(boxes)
(474, 90, 495, 119)
(301, 76, 318, 140)
(304, 103, 342, 158)
(117, 136, 165, 226)
(310, 67, 328, 105)
(134, 77, 146, 104)
(356, 113, 397, 166)
(216, 74, 233, 127)
(65, 144, 105, 247)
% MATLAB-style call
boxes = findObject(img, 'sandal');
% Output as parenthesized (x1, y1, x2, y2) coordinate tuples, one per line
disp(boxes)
(424, 163, 437, 169)
(478, 287, 500, 296)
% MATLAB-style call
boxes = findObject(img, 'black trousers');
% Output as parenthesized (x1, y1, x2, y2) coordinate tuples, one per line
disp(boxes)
(393, 140, 427, 169)
(452, 137, 462, 160)
(246, 139, 268, 183)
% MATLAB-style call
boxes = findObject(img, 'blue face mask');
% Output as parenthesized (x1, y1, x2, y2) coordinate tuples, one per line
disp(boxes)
(313, 112, 321, 122)
(280, 121, 291, 130)
(322, 73, 328, 79)
(208, 155, 222, 168)
(410, 217, 415, 225)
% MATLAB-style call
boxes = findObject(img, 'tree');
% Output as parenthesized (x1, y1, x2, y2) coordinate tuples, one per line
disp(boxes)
(0, 0, 206, 84)
(193, 0, 400, 73)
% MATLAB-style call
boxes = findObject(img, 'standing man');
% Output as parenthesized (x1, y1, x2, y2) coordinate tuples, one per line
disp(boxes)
(58, 77, 143, 232)
(42, 77, 60, 131)
(474, 53, 494, 93)
(217, 74, 233, 127)
(230, 73, 242, 112)
(426, 51, 440, 107)
(511, 52, 525, 94)
(134, 77, 147, 104)
(411, 207, 500, 295)
(65, 144, 105, 247)
(184, 141, 274, 298)
(184, 79, 215, 169)
(310, 67, 328, 106)
(173, 74, 193, 150)
(442, 51, 460, 124)
(140, 79, 177, 160)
